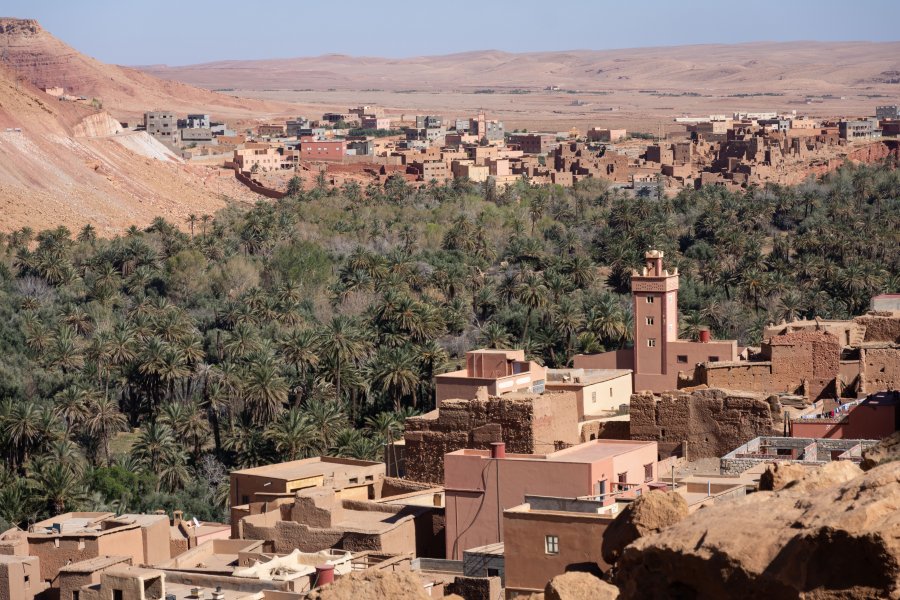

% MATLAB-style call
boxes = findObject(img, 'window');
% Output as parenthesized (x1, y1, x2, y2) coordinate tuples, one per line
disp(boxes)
(708, 356, 719, 362)
(349, 477, 358, 484)
(646, 296, 655, 304)
(609, 387, 613, 397)
(365, 475, 374, 482)
(24, 575, 29, 588)
(545, 535, 559, 555)
(646, 317, 654, 325)
(591, 391, 597, 404)
(677, 355, 688, 364)
(241, 495, 249, 504)
(487, 568, 501, 577)
(618, 472, 627, 490)
(644, 463, 654, 482)
(647, 339, 656, 347)
(113, 591, 124, 600)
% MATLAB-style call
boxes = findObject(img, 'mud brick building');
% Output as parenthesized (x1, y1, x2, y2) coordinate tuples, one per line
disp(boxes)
(403, 391, 582, 484)
(629, 388, 782, 460)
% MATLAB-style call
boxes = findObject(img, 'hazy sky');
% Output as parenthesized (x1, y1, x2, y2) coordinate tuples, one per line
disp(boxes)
(7, 0, 900, 65)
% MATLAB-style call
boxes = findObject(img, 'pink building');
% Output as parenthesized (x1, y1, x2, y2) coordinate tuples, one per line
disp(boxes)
(790, 391, 899, 439)
(299, 140, 347, 162)
(435, 349, 546, 406)
(444, 439, 658, 559)
(574, 250, 738, 392)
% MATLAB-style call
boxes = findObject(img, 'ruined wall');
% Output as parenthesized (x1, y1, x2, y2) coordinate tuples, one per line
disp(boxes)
(629, 388, 781, 459)
(697, 331, 841, 401)
(404, 394, 579, 484)
(855, 314, 900, 344)
(860, 347, 900, 394)
(579, 419, 630, 442)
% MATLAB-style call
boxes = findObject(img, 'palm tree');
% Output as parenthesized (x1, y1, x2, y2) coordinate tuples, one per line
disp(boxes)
(3, 400, 43, 471)
(301, 398, 347, 453)
(28, 462, 86, 516)
(82, 396, 128, 466)
(515, 272, 548, 344)
(266, 409, 316, 461)
(132, 422, 177, 490)
(369, 346, 420, 411)
(279, 328, 320, 401)
(187, 214, 197, 240)
(243, 360, 289, 426)
(317, 316, 370, 404)
(365, 412, 403, 474)
(478, 321, 512, 349)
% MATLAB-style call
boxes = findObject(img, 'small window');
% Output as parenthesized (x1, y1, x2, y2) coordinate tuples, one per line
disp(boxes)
(646, 296, 655, 304)
(487, 568, 501, 577)
(618, 472, 627, 490)
(24, 575, 29, 588)
(113, 591, 124, 600)
(365, 475, 374, 482)
(644, 463, 654, 482)
(545, 535, 559, 555)
(646, 317, 654, 325)
(591, 391, 597, 404)
(647, 339, 656, 347)
(349, 477, 359, 484)
(609, 387, 613, 397)
(241, 495, 249, 504)
(708, 356, 719, 362)
(677, 355, 688, 364)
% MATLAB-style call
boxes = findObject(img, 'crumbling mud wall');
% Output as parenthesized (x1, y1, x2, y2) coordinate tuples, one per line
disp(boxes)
(629, 388, 781, 459)
(404, 392, 580, 484)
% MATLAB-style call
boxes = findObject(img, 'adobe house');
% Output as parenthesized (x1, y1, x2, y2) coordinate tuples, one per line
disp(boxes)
(434, 349, 547, 406)
(0, 554, 47, 600)
(574, 250, 739, 392)
(444, 439, 658, 560)
(15, 513, 169, 586)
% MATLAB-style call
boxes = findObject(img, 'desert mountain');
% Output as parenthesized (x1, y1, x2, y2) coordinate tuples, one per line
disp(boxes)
(0, 61, 255, 234)
(139, 42, 900, 94)
(0, 18, 291, 121)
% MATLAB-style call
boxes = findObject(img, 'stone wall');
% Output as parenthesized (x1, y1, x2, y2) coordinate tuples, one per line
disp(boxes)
(404, 392, 581, 484)
(629, 388, 781, 459)
(860, 347, 900, 393)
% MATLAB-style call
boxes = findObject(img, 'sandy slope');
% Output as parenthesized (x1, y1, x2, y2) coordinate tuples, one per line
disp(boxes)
(0, 18, 295, 122)
(0, 62, 256, 234)
(139, 42, 900, 94)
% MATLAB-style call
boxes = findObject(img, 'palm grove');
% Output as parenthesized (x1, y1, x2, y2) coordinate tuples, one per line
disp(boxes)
(0, 161, 896, 528)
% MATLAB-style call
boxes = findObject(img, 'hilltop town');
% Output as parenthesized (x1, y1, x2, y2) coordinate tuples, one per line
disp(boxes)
(0, 12, 898, 600)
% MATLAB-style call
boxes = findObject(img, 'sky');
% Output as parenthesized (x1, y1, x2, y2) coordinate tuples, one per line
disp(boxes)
(6, 0, 900, 66)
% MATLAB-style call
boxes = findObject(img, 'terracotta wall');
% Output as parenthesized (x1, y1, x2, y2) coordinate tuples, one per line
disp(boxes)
(504, 511, 613, 598)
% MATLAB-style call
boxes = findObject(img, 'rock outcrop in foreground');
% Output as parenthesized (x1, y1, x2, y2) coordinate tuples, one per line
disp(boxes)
(545, 572, 619, 600)
(601, 490, 688, 565)
(306, 570, 429, 600)
(615, 461, 900, 599)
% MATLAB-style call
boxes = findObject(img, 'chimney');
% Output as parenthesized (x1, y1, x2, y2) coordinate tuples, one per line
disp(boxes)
(490, 442, 506, 459)
(316, 564, 335, 586)
(699, 329, 711, 343)
(173, 510, 183, 525)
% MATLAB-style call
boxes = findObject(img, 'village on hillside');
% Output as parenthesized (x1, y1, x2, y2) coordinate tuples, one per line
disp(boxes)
(113, 100, 900, 199)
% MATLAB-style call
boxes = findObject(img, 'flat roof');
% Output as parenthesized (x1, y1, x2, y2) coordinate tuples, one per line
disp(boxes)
(450, 439, 653, 464)
(59, 556, 131, 573)
(464, 542, 504, 556)
(231, 456, 381, 480)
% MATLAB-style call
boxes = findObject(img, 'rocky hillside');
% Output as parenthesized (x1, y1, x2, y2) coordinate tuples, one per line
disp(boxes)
(0, 18, 291, 121)
(0, 62, 255, 234)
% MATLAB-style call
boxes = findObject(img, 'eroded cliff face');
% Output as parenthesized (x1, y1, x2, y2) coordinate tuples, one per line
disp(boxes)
(614, 461, 900, 599)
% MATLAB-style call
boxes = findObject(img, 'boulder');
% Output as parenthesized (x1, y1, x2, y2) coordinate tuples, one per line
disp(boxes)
(759, 460, 862, 492)
(861, 430, 900, 470)
(601, 490, 688, 565)
(306, 570, 429, 600)
(615, 461, 900, 599)
(544, 572, 619, 600)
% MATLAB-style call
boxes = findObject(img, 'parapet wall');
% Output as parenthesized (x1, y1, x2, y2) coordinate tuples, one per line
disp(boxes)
(629, 388, 781, 460)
